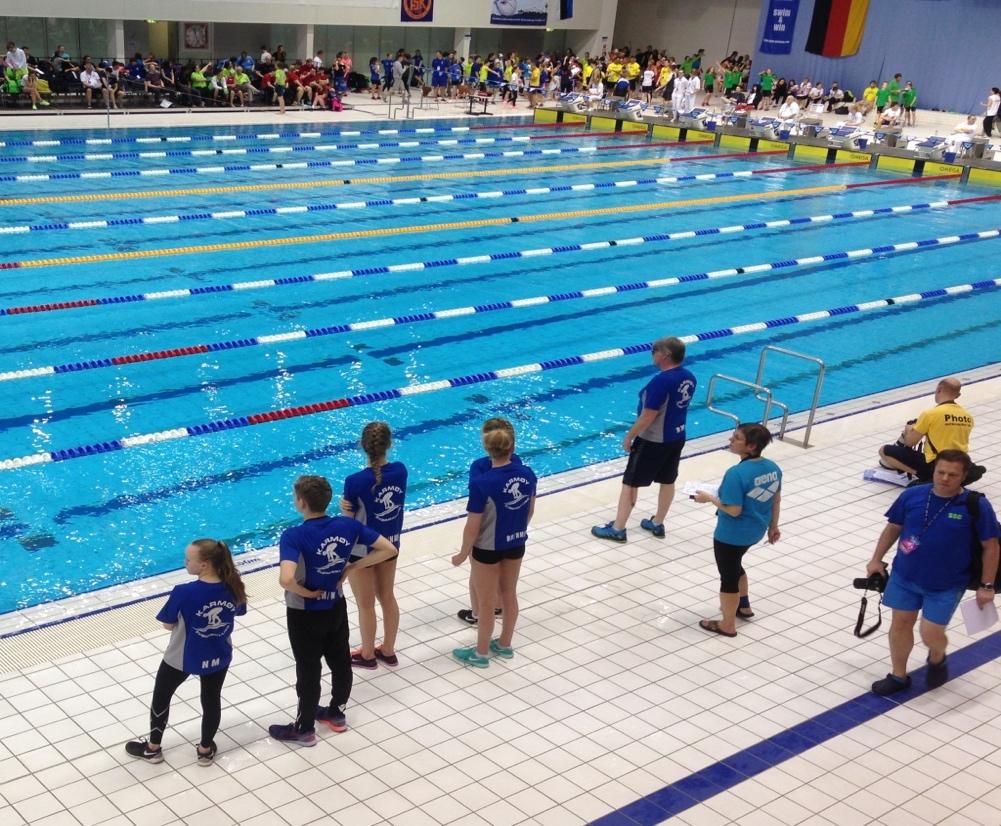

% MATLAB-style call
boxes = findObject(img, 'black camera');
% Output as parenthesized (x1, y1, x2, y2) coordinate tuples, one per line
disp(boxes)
(853, 567, 887, 593)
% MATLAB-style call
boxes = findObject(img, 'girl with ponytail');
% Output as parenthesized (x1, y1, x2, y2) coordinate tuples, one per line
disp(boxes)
(342, 421, 408, 669)
(125, 539, 247, 765)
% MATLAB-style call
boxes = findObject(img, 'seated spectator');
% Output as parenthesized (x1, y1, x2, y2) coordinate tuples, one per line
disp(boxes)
(777, 96, 800, 124)
(79, 60, 103, 108)
(878, 100, 902, 128)
(209, 66, 228, 104)
(231, 66, 255, 107)
(259, 46, 273, 68)
(104, 62, 126, 109)
(145, 62, 167, 102)
(187, 62, 211, 106)
(836, 103, 864, 128)
(238, 51, 255, 73)
(826, 82, 846, 111)
(879, 377, 980, 483)
(22, 66, 47, 108)
(859, 80, 878, 115)
(944, 114, 980, 150)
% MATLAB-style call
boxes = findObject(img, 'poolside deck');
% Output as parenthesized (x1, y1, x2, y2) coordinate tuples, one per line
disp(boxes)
(2, 366, 1000, 826)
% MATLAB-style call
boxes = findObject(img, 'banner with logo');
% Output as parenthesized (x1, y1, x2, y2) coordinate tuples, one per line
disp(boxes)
(759, 0, 799, 55)
(401, 0, 433, 22)
(490, 0, 548, 26)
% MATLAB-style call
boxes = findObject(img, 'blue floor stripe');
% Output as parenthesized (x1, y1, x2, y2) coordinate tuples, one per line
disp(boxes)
(590, 627, 1001, 825)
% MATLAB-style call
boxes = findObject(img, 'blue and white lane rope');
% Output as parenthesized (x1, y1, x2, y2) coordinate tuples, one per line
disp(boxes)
(0, 131, 625, 164)
(0, 143, 672, 185)
(2, 223, 997, 383)
(2, 276, 998, 471)
(2, 195, 993, 319)
(0, 123, 556, 150)
(0, 163, 842, 236)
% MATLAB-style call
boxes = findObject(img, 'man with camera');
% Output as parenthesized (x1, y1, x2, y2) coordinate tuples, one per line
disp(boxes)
(878, 377, 977, 483)
(865, 450, 999, 695)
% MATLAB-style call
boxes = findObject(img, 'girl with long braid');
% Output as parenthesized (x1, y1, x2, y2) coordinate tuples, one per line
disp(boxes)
(126, 539, 247, 765)
(342, 422, 408, 669)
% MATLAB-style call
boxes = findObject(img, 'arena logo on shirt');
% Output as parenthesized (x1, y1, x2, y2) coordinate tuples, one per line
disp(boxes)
(374, 485, 405, 522)
(194, 601, 235, 638)
(749, 471, 780, 502)
(503, 478, 532, 510)
(315, 535, 350, 574)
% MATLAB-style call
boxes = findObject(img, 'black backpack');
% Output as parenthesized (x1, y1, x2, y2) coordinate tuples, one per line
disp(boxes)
(965, 491, 1001, 590)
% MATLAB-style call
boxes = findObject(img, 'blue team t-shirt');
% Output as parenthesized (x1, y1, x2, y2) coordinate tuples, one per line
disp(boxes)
(469, 452, 522, 481)
(636, 365, 697, 444)
(343, 461, 408, 554)
(467, 462, 537, 551)
(886, 485, 1000, 591)
(157, 579, 246, 676)
(714, 457, 782, 546)
(280, 515, 381, 610)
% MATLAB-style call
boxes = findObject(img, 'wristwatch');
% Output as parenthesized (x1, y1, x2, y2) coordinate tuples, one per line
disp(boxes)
(979, 583, 995, 590)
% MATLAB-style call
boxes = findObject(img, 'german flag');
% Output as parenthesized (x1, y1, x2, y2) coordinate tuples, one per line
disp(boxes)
(805, 0, 870, 57)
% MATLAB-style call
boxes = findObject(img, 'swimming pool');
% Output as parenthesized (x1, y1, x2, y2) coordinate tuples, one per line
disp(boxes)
(1, 116, 999, 613)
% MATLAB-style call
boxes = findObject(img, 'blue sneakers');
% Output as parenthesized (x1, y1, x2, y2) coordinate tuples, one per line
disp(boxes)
(489, 638, 514, 659)
(268, 723, 317, 746)
(640, 517, 666, 538)
(452, 646, 490, 668)
(591, 522, 627, 542)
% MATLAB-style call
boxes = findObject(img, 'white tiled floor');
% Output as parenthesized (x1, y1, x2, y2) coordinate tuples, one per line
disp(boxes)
(2, 370, 1001, 826)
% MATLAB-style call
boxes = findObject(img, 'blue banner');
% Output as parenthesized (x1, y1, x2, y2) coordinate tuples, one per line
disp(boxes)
(401, 0, 433, 23)
(560, 0, 573, 20)
(759, 0, 799, 54)
(491, 0, 548, 26)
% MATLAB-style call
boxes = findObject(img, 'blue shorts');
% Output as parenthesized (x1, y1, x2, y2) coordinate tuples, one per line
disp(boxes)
(883, 573, 964, 626)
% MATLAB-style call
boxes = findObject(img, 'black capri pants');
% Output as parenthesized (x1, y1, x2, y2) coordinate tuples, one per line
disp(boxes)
(713, 538, 751, 593)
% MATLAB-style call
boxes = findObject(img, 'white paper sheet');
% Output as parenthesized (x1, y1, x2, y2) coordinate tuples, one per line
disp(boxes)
(682, 480, 719, 498)
(961, 598, 999, 635)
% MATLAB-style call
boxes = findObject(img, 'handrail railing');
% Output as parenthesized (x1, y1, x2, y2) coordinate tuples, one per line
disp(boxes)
(755, 346, 825, 448)
(705, 374, 789, 436)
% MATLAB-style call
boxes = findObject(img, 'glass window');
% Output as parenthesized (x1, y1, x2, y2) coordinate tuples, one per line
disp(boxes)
(45, 18, 79, 61)
(5, 17, 46, 61)
(470, 28, 501, 58)
(123, 19, 148, 61)
(353, 27, 380, 67)
(78, 18, 108, 62)
(379, 26, 407, 57)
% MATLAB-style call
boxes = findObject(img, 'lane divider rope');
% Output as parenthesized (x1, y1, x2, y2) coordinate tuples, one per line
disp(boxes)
(0, 175, 971, 314)
(0, 149, 781, 207)
(1, 174, 959, 272)
(0, 121, 573, 150)
(4, 220, 997, 383)
(0, 159, 854, 237)
(0, 131, 643, 164)
(0, 141, 690, 186)
(3, 275, 997, 471)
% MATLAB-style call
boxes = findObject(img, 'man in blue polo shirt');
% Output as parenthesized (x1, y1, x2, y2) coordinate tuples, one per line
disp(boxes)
(592, 336, 697, 542)
(866, 450, 999, 695)
(269, 475, 399, 746)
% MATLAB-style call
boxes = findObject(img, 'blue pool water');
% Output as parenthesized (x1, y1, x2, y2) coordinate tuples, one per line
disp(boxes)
(1, 117, 999, 613)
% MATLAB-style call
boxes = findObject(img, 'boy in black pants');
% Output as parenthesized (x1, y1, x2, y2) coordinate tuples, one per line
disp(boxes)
(269, 475, 398, 745)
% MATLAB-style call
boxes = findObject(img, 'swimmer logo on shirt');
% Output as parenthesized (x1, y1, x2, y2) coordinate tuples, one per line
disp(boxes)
(675, 380, 695, 407)
(315, 535, 351, 574)
(748, 471, 780, 502)
(374, 486, 405, 522)
(194, 602, 234, 638)
(503, 478, 532, 510)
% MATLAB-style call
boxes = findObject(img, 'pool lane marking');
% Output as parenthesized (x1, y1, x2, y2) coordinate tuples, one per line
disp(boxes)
(0, 179, 978, 315)
(2, 275, 998, 471)
(0, 148, 779, 208)
(0, 130, 651, 164)
(0, 160, 858, 236)
(3, 221, 997, 383)
(2, 175, 958, 272)
(0, 121, 575, 150)
(0, 141, 693, 186)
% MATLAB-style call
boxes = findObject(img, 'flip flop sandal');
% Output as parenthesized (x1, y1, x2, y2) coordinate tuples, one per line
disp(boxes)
(699, 619, 737, 637)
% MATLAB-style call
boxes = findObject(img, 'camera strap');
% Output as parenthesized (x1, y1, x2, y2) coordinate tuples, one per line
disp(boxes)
(854, 588, 883, 638)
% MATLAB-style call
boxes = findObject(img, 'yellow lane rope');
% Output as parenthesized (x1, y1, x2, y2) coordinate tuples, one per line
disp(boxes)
(0, 157, 687, 208)
(14, 183, 847, 270)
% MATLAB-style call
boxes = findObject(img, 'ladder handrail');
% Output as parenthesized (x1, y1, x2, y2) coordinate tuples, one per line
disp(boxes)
(705, 374, 789, 435)
(754, 346, 826, 448)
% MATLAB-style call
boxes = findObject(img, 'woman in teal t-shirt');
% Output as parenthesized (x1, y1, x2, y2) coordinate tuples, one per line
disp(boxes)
(694, 423, 782, 637)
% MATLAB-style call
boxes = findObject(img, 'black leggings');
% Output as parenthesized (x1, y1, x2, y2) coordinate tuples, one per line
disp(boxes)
(149, 661, 228, 747)
(713, 538, 750, 594)
(287, 601, 352, 733)
(985, 115, 996, 138)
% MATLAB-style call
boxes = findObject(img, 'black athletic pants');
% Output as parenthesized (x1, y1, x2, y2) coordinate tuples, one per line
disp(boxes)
(287, 601, 352, 733)
(149, 660, 228, 747)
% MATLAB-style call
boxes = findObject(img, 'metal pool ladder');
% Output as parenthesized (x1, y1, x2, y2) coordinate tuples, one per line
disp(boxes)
(705, 346, 826, 448)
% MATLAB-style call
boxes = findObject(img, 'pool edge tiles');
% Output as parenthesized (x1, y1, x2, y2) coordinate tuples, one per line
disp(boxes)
(3, 361, 1000, 663)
